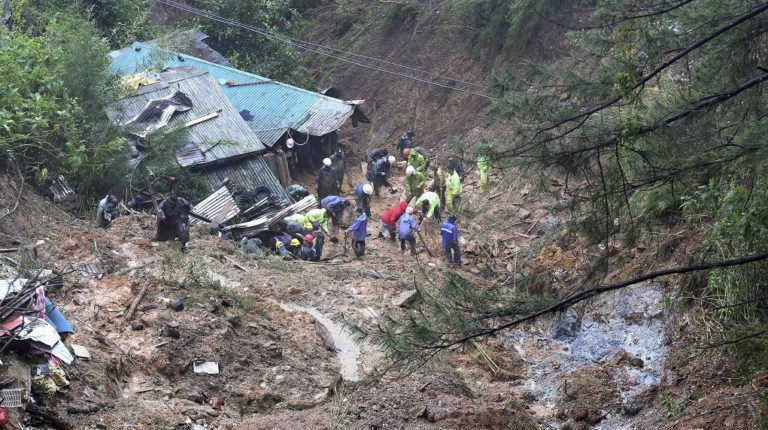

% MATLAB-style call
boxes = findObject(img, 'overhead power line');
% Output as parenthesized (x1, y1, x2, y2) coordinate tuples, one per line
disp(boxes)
(153, 0, 500, 101)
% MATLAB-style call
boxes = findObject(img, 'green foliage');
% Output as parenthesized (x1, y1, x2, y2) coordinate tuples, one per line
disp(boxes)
(381, 1, 420, 28)
(450, 0, 565, 53)
(191, 0, 310, 86)
(682, 178, 768, 372)
(0, 8, 129, 200)
(348, 271, 550, 377)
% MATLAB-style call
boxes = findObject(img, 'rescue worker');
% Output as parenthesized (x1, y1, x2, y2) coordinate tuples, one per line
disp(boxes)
(395, 130, 416, 157)
(403, 148, 426, 175)
(404, 166, 425, 202)
(346, 207, 368, 259)
(96, 195, 120, 228)
(354, 182, 374, 217)
(431, 165, 446, 209)
(287, 238, 301, 257)
(476, 141, 492, 193)
(416, 191, 442, 222)
(379, 200, 408, 241)
(368, 155, 397, 196)
(330, 148, 346, 190)
(309, 223, 325, 261)
(447, 154, 465, 181)
(398, 206, 419, 255)
(241, 237, 263, 255)
(155, 193, 193, 250)
(269, 233, 292, 258)
(277, 218, 309, 238)
(440, 216, 461, 265)
(286, 184, 309, 202)
(305, 208, 331, 235)
(298, 234, 316, 261)
(366, 148, 389, 172)
(286, 213, 306, 226)
(445, 170, 462, 212)
(320, 196, 351, 228)
(412, 146, 430, 170)
(316, 158, 338, 200)
(284, 137, 299, 179)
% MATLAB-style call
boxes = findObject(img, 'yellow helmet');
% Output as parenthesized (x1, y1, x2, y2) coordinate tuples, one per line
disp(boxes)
(290, 238, 300, 247)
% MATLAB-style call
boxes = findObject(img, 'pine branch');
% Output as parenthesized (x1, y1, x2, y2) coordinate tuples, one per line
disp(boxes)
(428, 250, 768, 350)
(513, 2, 768, 156)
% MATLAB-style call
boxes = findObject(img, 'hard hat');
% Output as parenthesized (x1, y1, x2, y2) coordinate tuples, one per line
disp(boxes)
(323, 158, 332, 167)
(304, 222, 313, 229)
(387, 155, 396, 164)
(290, 238, 300, 247)
(406, 206, 414, 214)
(406, 166, 415, 176)
(363, 183, 373, 195)
(286, 138, 295, 149)
(304, 234, 314, 244)
(402, 148, 410, 158)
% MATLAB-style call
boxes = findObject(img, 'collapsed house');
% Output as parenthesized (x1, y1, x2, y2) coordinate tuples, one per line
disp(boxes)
(108, 42, 369, 179)
(107, 67, 290, 212)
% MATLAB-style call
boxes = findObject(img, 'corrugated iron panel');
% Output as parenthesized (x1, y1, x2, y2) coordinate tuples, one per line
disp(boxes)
(197, 156, 290, 203)
(190, 186, 240, 225)
(109, 43, 356, 147)
(110, 68, 266, 166)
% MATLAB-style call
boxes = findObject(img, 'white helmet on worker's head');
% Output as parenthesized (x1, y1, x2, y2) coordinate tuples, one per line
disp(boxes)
(323, 158, 332, 167)
(406, 166, 415, 176)
(387, 155, 396, 165)
(406, 206, 414, 214)
(286, 138, 295, 149)
(363, 183, 373, 195)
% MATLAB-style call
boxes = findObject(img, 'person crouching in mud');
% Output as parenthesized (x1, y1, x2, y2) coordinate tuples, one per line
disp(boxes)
(154, 193, 193, 251)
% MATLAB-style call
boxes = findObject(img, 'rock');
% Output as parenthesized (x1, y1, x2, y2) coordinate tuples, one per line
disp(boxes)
(465, 241, 478, 254)
(131, 322, 144, 331)
(266, 343, 282, 359)
(315, 321, 337, 351)
(610, 349, 644, 369)
(551, 308, 581, 340)
(544, 218, 561, 231)
(517, 208, 532, 220)
(554, 200, 569, 211)
(166, 326, 181, 339)
(169, 298, 184, 312)
(187, 393, 205, 404)
(95, 422, 107, 429)
(393, 290, 420, 308)
(228, 316, 241, 327)
(67, 403, 99, 414)
(571, 405, 589, 422)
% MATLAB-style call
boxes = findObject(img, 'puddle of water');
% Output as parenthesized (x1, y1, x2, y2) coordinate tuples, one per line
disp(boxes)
(279, 302, 362, 382)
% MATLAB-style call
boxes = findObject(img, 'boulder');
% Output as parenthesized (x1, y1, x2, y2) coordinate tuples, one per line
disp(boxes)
(393, 290, 420, 308)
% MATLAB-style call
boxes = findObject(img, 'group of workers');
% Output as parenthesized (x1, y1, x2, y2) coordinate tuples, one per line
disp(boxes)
(97, 129, 491, 266)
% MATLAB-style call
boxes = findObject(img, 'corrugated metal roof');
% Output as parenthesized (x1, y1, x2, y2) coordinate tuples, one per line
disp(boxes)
(190, 186, 240, 225)
(109, 68, 266, 167)
(109, 42, 357, 147)
(197, 156, 290, 203)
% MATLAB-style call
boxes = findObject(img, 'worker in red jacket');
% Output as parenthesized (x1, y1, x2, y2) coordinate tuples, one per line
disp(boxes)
(378, 200, 409, 242)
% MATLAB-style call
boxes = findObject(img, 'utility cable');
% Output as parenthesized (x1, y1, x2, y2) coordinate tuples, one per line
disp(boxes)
(157, 0, 491, 91)
(153, 0, 500, 101)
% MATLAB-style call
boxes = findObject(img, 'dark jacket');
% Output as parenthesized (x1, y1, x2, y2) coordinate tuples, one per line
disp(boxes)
(316, 166, 338, 199)
(157, 197, 192, 221)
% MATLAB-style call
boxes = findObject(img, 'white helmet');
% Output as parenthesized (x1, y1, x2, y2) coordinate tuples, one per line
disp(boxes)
(406, 166, 415, 176)
(285, 138, 295, 149)
(406, 206, 414, 214)
(387, 155, 396, 165)
(323, 158, 332, 167)
(363, 183, 373, 195)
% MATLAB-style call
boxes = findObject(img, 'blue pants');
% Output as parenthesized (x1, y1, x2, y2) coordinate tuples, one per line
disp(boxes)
(444, 242, 461, 264)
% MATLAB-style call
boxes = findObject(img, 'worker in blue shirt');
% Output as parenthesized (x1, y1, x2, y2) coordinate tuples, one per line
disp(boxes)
(320, 195, 351, 228)
(346, 207, 368, 259)
(440, 216, 461, 265)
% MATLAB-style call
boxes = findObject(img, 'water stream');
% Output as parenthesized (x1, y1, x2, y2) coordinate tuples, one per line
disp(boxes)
(279, 302, 362, 382)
